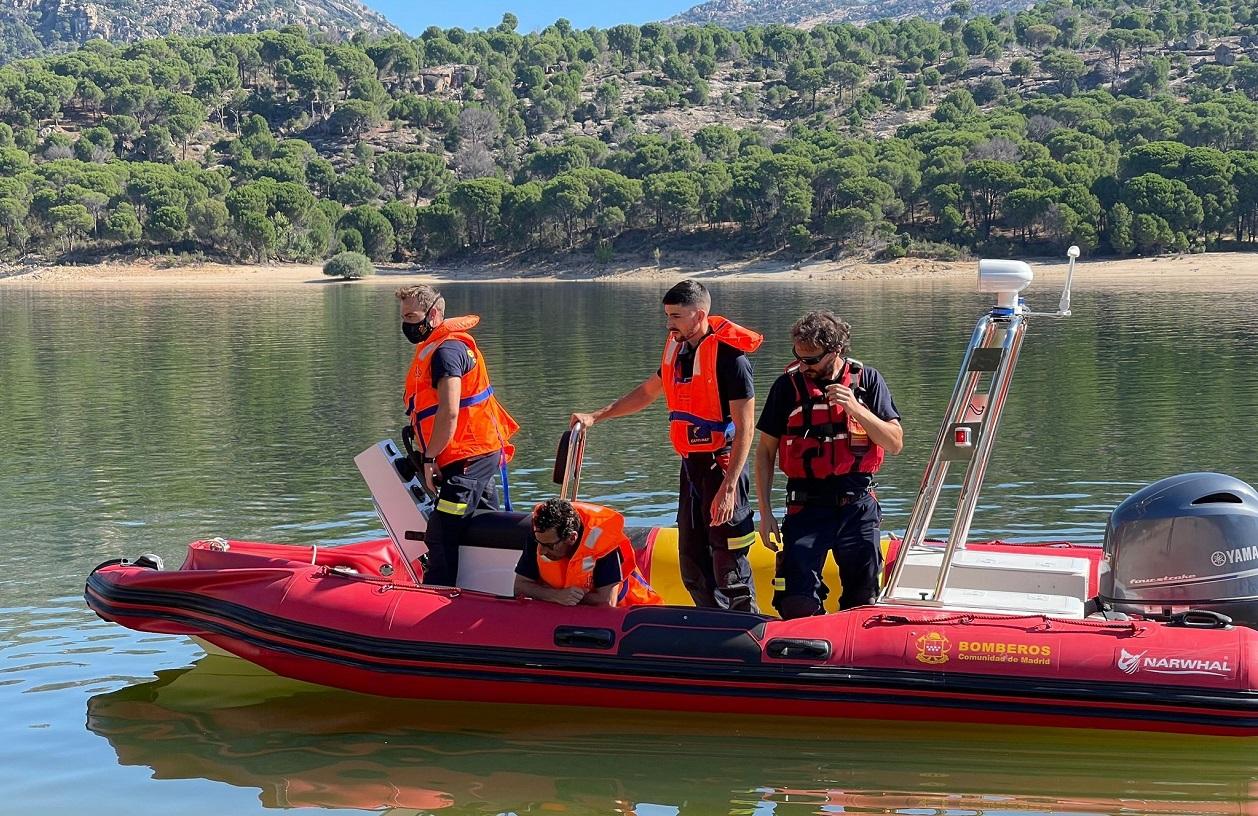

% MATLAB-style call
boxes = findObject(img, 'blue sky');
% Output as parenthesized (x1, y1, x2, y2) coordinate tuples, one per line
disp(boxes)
(363, 0, 691, 34)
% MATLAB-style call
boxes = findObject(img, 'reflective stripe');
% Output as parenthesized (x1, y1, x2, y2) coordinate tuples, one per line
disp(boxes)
(727, 531, 756, 549)
(414, 386, 495, 422)
(436, 499, 468, 515)
(584, 526, 602, 551)
(772, 577, 786, 590)
(581, 556, 597, 572)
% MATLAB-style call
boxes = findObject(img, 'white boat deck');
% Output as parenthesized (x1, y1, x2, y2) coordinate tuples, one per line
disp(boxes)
(883, 548, 1092, 618)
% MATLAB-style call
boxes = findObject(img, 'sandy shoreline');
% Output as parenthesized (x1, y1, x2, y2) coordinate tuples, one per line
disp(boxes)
(1, 251, 1255, 289)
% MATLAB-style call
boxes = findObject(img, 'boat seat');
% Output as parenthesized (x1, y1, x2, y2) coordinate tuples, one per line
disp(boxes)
(462, 510, 531, 550)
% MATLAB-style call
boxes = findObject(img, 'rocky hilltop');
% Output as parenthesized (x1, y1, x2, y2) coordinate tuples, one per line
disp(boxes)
(0, 0, 398, 62)
(667, 0, 1036, 28)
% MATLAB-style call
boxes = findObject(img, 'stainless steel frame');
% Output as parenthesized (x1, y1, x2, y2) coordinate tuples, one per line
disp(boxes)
(559, 421, 588, 502)
(880, 248, 1077, 607)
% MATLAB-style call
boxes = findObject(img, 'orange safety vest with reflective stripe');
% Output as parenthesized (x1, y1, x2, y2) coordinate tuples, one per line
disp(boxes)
(404, 315, 519, 470)
(660, 316, 762, 456)
(534, 501, 663, 607)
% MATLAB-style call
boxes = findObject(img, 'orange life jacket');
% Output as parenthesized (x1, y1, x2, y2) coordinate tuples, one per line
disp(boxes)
(660, 316, 762, 456)
(404, 315, 520, 469)
(534, 501, 663, 607)
(779, 360, 884, 481)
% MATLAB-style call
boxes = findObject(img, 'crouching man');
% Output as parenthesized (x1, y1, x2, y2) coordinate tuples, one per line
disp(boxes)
(515, 499, 662, 607)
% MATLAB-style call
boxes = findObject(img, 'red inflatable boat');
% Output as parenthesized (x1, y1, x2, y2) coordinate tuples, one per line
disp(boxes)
(84, 530, 1258, 736)
(85, 252, 1258, 735)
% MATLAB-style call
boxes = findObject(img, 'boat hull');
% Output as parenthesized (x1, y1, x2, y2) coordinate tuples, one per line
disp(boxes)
(85, 537, 1258, 737)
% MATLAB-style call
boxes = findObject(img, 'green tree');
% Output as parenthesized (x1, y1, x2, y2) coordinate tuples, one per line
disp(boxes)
(338, 205, 396, 260)
(47, 204, 93, 251)
(189, 199, 230, 246)
(643, 172, 701, 231)
(962, 160, 1020, 239)
(235, 211, 278, 262)
(1041, 49, 1087, 96)
(146, 205, 188, 243)
(542, 174, 593, 248)
(449, 178, 509, 246)
(104, 204, 142, 243)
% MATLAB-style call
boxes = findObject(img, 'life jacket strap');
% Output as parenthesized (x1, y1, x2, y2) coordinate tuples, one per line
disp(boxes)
(785, 485, 870, 507)
(667, 410, 734, 437)
(414, 386, 495, 421)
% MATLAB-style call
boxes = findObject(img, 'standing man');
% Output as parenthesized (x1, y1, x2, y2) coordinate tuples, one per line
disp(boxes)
(571, 280, 762, 612)
(397, 284, 519, 586)
(754, 309, 903, 618)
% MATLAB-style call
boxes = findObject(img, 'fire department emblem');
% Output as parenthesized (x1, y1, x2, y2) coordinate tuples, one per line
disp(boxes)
(916, 632, 951, 665)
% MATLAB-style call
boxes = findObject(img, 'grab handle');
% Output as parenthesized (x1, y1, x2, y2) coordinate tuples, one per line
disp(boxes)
(1167, 610, 1232, 629)
(554, 626, 615, 650)
(766, 638, 832, 660)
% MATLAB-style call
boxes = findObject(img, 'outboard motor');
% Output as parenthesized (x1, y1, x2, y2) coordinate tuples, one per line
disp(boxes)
(1099, 473, 1258, 625)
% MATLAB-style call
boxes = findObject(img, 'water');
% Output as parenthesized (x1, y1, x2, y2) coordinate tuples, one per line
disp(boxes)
(2, 275, 1257, 814)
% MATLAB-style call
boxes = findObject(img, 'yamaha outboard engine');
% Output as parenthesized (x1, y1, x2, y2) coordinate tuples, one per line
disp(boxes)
(1099, 473, 1258, 625)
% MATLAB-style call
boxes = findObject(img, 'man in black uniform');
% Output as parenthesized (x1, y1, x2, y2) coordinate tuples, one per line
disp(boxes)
(754, 309, 903, 617)
(571, 280, 762, 612)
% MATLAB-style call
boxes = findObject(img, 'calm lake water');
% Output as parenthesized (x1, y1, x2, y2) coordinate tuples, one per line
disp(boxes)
(2, 272, 1257, 815)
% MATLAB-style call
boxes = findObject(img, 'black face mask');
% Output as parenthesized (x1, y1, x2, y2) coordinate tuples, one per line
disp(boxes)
(401, 319, 431, 345)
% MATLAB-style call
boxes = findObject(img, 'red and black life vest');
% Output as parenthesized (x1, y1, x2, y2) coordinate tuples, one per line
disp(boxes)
(778, 360, 884, 481)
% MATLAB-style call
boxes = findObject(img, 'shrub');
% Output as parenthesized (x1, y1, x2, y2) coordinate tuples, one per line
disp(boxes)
(907, 239, 966, 260)
(787, 224, 812, 252)
(322, 251, 376, 280)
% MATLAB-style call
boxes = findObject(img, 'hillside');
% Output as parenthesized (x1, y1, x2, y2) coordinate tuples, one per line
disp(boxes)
(666, 0, 1037, 28)
(2, 1, 1258, 276)
(0, 0, 398, 63)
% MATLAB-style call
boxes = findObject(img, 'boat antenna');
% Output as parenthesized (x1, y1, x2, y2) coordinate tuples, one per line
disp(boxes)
(1024, 244, 1079, 318)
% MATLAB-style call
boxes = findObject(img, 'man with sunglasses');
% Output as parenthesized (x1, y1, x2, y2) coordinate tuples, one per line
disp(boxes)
(396, 284, 520, 586)
(571, 280, 762, 613)
(754, 309, 903, 618)
(514, 498, 661, 607)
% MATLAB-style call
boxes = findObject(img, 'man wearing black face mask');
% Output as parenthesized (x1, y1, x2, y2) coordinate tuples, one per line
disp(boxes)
(396, 284, 520, 586)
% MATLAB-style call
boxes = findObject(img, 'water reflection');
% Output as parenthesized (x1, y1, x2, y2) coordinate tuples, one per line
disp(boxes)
(87, 654, 1258, 816)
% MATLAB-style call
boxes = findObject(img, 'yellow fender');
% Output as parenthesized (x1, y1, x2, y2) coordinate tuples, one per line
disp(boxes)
(645, 530, 893, 614)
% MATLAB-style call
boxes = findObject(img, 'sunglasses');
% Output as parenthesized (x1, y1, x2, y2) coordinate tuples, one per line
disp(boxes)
(793, 348, 834, 366)
(533, 530, 566, 550)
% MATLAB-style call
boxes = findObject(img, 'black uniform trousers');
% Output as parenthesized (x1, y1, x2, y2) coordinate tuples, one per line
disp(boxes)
(421, 451, 501, 586)
(677, 451, 758, 613)
(774, 491, 882, 618)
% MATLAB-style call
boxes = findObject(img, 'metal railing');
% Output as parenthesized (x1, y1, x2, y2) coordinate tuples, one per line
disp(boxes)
(880, 247, 1078, 606)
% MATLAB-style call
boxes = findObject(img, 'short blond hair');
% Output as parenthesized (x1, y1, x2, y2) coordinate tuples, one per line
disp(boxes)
(395, 284, 444, 316)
